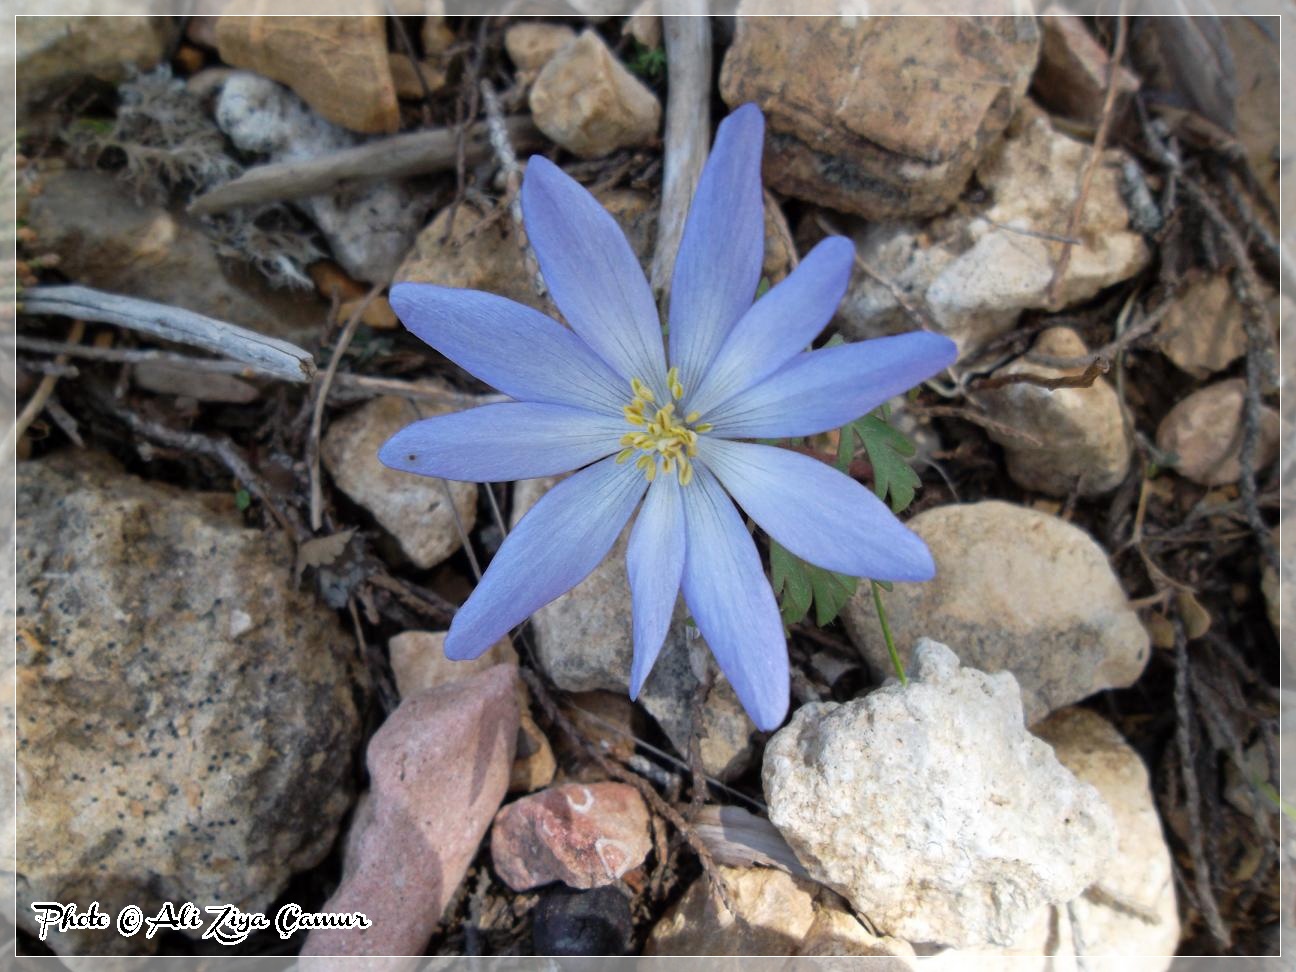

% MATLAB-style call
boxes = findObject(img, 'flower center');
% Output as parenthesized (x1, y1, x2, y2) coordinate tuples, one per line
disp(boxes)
(617, 367, 712, 486)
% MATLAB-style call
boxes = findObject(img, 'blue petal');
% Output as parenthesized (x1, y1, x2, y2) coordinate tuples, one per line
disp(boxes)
(679, 464, 788, 732)
(390, 283, 628, 416)
(686, 236, 855, 418)
(521, 156, 668, 394)
(626, 474, 685, 698)
(378, 402, 625, 483)
(699, 438, 934, 581)
(445, 457, 647, 660)
(702, 331, 958, 439)
(668, 104, 765, 395)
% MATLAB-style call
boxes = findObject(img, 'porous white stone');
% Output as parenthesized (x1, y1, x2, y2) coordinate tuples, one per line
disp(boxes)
(763, 640, 1116, 948)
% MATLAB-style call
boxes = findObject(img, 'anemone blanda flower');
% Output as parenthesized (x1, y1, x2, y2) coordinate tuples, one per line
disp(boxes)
(379, 104, 956, 730)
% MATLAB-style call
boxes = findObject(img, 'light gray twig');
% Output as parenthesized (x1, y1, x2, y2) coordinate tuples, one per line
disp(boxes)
(651, 8, 711, 302)
(189, 117, 541, 215)
(20, 285, 315, 382)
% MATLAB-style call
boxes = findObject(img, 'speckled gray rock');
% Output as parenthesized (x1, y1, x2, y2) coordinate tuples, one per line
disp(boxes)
(513, 478, 757, 781)
(763, 640, 1116, 948)
(322, 394, 477, 570)
(843, 501, 1149, 724)
(977, 327, 1131, 496)
(216, 71, 425, 283)
(15, 452, 366, 956)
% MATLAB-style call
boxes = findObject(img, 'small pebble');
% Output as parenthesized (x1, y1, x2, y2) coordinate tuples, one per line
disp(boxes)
(531, 885, 633, 956)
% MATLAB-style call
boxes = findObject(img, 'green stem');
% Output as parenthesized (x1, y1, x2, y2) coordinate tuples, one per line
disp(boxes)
(871, 579, 906, 685)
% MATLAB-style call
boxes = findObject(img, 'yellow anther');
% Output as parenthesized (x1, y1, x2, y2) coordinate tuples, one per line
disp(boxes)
(667, 366, 684, 400)
(630, 377, 655, 403)
(694, 423, 713, 434)
(622, 373, 708, 486)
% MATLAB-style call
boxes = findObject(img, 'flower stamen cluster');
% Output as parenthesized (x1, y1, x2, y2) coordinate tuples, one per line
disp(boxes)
(617, 367, 712, 484)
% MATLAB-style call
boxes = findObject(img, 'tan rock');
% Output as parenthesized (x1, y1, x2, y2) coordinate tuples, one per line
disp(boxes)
(505, 21, 577, 74)
(978, 327, 1131, 496)
(1032, 10, 1140, 126)
(17, 16, 174, 113)
(843, 502, 1150, 725)
(1154, 274, 1249, 377)
(321, 395, 478, 569)
(338, 294, 399, 330)
(511, 699, 557, 794)
(397, 186, 657, 314)
(133, 361, 259, 404)
(421, 15, 456, 55)
(23, 168, 325, 343)
(388, 52, 447, 99)
(1223, 17, 1279, 209)
(720, 15, 1039, 219)
(215, 13, 399, 134)
(388, 630, 517, 700)
(529, 29, 661, 158)
(647, 864, 915, 959)
(1156, 378, 1280, 486)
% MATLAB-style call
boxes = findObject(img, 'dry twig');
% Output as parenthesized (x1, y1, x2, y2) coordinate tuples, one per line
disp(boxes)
(1046, 15, 1129, 306)
(971, 357, 1109, 392)
(7, 320, 85, 454)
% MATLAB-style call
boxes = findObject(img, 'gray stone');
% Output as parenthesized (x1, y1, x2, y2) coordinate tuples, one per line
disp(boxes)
(322, 394, 478, 570)
(977, 327, 1131, 496)
(763, 640, 1116, 948)
(513, 478, 757, 781)
(216, 71, 425, 283)
(842, 501, 1149, 725)
(15, 452, 366, 956)
(18, 16, 174, 113)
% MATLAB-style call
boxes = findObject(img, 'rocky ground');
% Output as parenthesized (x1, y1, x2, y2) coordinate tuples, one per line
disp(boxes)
(10, 11, 1287, 963)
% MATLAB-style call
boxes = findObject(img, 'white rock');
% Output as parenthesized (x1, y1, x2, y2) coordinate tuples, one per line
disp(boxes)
(926, 708, 1179, 969)
(763, 640, 1117, 948)
(215, 71, 425, 283)
(321, 394, 477, 570)
(839, 106, 1150, 354)
(977, 327, 1131, 496)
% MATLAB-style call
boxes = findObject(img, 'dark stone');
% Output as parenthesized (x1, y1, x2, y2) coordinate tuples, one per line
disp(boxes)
(531, 885, 633, 956)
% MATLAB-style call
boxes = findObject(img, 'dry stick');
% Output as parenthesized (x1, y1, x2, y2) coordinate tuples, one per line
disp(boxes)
(479, 79, 550, 308)
(970, 357, 1109, 392)
(1022, 298, 1174, 370)
(687, 666, 716, 820)
(13, 336, 266, 375)
(188, 117, 541, 215)
(1172, 619, 1232, 948)
(91, 386, 302, 540)
(1179, 176, 1280, 573)
(651, 8, 711, 302)
(20, 286, 316, 382)
(520, 665, 736, 918)
(308, 284, 384, 532)
(367, 571, 456, 625)
(7, 319, 84, 453)
(1045, 14, 1129, 307)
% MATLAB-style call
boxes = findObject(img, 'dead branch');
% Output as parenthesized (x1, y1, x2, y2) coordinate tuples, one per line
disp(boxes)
(972, 358, 1110, 392)
(1046, 14, 1129, 306)
(20, 285, 316, 383)
(188, 116, 541, 215)
(6, 320, 85, 454)
(651, 8, 711, 302)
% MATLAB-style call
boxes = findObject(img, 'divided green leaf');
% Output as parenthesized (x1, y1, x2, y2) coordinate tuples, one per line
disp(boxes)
(839, 409, 921, 514)
(770, 539, 859, 628)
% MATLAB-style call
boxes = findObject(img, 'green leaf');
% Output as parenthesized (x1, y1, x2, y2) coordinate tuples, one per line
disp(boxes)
(234, 488, 251, 511)
(755, 276, 772, 299)
(628, 42, 666, 82)
(770, 539, 858, 627)
(853, 412, 920, 513)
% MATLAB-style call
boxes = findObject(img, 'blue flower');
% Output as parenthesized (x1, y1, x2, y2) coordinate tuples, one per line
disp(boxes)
(380, 104, 956, 731)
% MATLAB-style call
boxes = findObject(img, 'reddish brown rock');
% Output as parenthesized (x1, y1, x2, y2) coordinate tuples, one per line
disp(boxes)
(491, 782, 651, 891)
(1032, 10, 1140, 126)
(301, 665, 520, 957)
(720, 15, 1039, 219)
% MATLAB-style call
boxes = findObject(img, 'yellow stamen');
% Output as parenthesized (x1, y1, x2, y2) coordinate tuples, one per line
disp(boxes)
(622, 373, 708, 486)
(666, 366, 684, 400)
